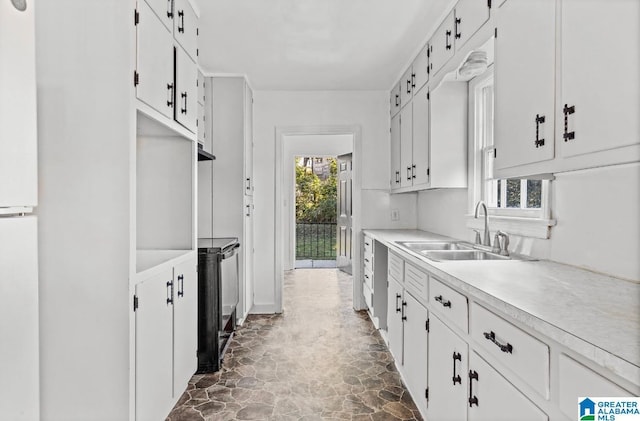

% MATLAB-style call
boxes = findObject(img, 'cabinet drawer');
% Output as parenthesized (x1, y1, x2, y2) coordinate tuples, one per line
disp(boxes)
(429, 277, 468, 332)
(388, 251, 404, 283)
(404, 262, 428, 302)
(363, 235, 373, 255)
(363, 267, 373, 291)
(363, 282, 373, 310)
(471, 303, 549, 398)
(558, 354, 633, 419)
(363, 249, 373, 271)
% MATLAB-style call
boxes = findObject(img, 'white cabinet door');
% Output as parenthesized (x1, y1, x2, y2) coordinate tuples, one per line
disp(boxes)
(560, 0, 640, 158)
(173, 0, 198, 61)
(427, 315, 467, 421)
(402, 292, 429, 416)
(455, 0, 491, 50)
(244, 83, 254, 196)
(390, 82, 402, 117)
(494, 0, 555, 170)
(197, 70, 205, 105)
(387, 278, 404, 365)
(172, 258, 197, 397)
(135, 269, 174, 421)
(197, 102, 205, 146)
(468, 352, 547, 421)
(390, 114, 401, 190)
(400, 67, 414, 108)
(136, 0, 174, 120)
(175, 45, 198, 133)
(400, 106, 413, 188)
(430, 10, 455, 76)
(413, 44, 430, 92)
(144, 0, 174, 32)
(412, 85, 430, 188)
(0, 0, 37, 207)
(243, 196, 254, 320)
(0, 217, 39, 421)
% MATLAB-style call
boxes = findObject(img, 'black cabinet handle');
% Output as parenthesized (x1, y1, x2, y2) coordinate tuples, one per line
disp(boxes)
(407, 167, 412, 181)
(426, 45, 432, 75)
(411, 73, 416, 89)
(468, 370, 479, 407)
(167, 0, 173, 18)
(452, 352, 462, 385)
(435, 295, 452, 308)
(395, 293, 401, 313)
(401, 301, 407, 321)
(412, 164, 416, 179)
(166, 280, 173, 305)
(245, 204, 251, 217)
(406, 79, 411, 95)
(167, 83, 174, 107)
(395, 171, 400, 184)
(563, 104, 575, 141)
(177, 274, 184, 297)
(395, 94, 399, 107)
(178, 10, 185, 33)
(181, 92, 187, 114)
(535, 114, 546, 148)
(455, 17, 462, 39)
(246, 177, 251, 190)
(483, 331, 513, 353)
(446, 30, 452, 50)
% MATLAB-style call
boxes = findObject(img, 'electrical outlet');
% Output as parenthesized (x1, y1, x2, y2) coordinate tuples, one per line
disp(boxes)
(391, 209, 400, 221)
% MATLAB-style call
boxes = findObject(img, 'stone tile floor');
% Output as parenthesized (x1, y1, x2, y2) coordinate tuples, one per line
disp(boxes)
(167, 269, 423, 421)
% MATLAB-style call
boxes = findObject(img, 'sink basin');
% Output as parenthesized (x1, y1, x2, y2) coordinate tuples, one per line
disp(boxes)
(396, 241, 474, 252)
(423, 250, 511, 261)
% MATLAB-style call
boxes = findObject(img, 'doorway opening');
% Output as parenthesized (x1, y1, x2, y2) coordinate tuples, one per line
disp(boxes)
(294, 156, 338, 269)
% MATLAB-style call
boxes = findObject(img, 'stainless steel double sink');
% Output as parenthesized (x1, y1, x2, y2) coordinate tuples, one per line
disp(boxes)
(396, 241, 516, 262)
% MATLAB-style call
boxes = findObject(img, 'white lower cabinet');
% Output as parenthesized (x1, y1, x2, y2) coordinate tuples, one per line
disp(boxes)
(135, 256, 197, 421)
(402, 292, 429, 416)
(428, 314, 468, 421)
(387, 276, 404, 365)
(468, 352, 547, 421)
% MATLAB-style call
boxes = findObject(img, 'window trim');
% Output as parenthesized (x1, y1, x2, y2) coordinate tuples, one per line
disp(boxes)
(466, 67, 556, 239)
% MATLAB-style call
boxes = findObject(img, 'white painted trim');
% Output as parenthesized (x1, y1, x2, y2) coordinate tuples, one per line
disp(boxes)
(275, 125, 364, 313)
(466, 215, 556, 240)
(249, 303, 279, 314)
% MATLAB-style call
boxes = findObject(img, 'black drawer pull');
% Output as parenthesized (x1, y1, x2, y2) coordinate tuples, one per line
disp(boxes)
(434, 295, 452, 308)
(563, 104, 576, 141)
(177, 274, 184, 297)
(468, 370, 479, 407)
(452, 352, 462, 385)
(535, 114, 546, 148)
(166, 280, 173, 305)
(483, 331, 513, 353)
(395, 293, 401, 313)
(401, 301, 407, 321)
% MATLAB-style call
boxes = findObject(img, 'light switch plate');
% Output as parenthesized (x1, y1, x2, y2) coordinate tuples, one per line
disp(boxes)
(391, 209, 400, 221)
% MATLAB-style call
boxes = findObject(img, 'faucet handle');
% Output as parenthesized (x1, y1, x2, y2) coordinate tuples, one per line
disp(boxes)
(496, 231, 510, 256)
(491, 232, 501, 254)
(473, 229, 482, 245)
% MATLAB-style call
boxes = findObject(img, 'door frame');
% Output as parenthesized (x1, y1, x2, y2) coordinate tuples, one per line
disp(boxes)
(274, 125, 364, 312)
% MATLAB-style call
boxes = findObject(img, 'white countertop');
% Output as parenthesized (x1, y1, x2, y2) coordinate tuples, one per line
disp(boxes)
(364, 229, 640, 387)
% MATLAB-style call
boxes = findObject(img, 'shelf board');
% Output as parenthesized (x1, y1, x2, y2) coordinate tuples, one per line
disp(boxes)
(197, 148, 216, 161)
(136, 249, 194, 274)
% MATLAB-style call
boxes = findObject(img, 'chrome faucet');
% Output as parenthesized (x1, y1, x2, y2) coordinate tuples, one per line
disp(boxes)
(474, 201, 491, 247)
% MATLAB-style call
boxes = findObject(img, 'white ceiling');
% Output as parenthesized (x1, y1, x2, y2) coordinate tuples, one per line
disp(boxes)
(197, 0, 455, 90)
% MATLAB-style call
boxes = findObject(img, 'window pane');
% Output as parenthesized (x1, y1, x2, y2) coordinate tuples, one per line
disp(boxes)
(527, 179, 542, 208)
(506, 179, 521, 208)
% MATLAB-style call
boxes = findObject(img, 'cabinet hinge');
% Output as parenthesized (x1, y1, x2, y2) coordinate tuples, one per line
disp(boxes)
(134, 9, 139, 25)
(425, 388, 429, 401)
(488, 0, 492, 9)
(133, 71, 139, 87)
(133, 295, 139, 312)
(426, 168, 430, 176)
(197, 28, 199, 36)
(197, 48, 199, 57)
(494, 149, 497, 158)
(495, 27, 498, 38)
(427, 91, 430, 100)
(425, 318, 430, 332)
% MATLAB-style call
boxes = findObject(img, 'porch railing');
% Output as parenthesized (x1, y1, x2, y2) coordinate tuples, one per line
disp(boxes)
(295, 222, 337, 260)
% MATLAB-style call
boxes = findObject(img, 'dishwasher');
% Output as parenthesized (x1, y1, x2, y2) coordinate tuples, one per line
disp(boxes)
(196, 238, 240, 373)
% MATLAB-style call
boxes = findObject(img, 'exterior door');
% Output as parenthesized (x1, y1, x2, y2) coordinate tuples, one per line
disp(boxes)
(336, 154, 352, 274)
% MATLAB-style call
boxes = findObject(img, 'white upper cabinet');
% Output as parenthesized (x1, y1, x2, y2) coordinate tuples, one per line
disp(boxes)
(173, 0, 198, 62)
(400, 105, 414, 189)
(412, 44, 430, 93)
(197, 70, 205, 106)
(390, 114, 401, 190)
(560, 0, 640, 158)
(454, 0, 491, 51)
(390, 82, 402, 117)
(136, 1, 174, 120)
(494, 0, 555, 171)
(175, 46, 198, 132)
(0, 0, 37, 207)
(430, 10, 456, 76)
(144, 0, 174, 32)
(400, 67, 414, 108)
(412, 85, 430, 188)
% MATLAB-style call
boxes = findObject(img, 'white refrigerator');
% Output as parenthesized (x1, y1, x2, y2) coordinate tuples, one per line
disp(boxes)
(0, 0, 40, 419)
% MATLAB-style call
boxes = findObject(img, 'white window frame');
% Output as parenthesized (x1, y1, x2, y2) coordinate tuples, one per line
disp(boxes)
(466, 67, 556, 239)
